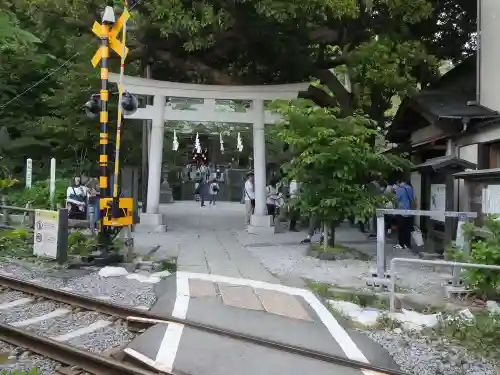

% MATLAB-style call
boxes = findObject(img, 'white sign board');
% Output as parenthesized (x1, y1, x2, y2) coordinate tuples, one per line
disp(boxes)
(33, 209, 59, 259)
(25, 158, 32, 189)
(483, 185, 500, 214)
(430, 184, 446, 222)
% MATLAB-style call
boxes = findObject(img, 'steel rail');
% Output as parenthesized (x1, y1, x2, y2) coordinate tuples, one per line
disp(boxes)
(0, 323, 161, 375)
(0, 273, 410, 375)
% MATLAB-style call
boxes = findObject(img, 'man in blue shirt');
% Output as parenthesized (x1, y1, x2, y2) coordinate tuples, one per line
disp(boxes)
(394, 180, 415, 250)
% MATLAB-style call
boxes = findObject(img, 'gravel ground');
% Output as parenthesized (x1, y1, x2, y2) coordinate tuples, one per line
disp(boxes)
(0, 340, 61, 374)
(0, 300, 61, 325)
(28, 311, 108, 337)
(68, 325, 135, 353)
(245, 243, 448, 295)
(363, 329, 499, 375)
(0, 259, 158, 308)
(0, 291, 29, 304)
(0, 262, 66, 289)
(65, 272, 157, 307)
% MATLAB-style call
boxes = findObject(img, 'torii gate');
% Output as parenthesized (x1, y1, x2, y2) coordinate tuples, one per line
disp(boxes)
(109, 73, 310, 233)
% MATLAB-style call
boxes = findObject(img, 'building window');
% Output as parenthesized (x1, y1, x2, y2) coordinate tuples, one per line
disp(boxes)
(478, 142, 500, 169)
(489, 142, 500, 168)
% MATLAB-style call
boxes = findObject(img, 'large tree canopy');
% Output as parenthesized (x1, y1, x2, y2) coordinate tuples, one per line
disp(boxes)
(0, 0, 477, 176)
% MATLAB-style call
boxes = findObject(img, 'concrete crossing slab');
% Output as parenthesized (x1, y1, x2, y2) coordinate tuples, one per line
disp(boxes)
(129, 273, 400, 375)
(170, 325, 362, 375)
(129, 202, 401, 375)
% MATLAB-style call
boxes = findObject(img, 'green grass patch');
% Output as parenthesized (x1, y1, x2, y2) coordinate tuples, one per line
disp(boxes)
(427, 311, 500, 362)
(306, 280, 331, 297)
(306, 280, 390, 310)
(0, 370, 41, 375)
(158, 257, 177, 273)
(311, 243, 348, 253)
(376, 313, 402, 330)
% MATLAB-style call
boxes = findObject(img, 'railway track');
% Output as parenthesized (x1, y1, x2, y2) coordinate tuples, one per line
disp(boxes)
(0, 273, 411, 375)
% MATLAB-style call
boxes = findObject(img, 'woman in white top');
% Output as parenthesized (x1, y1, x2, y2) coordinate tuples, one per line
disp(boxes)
(244, 172, 255, 226)
(209, 178, 220, 205)
(66, 176, 89, 219)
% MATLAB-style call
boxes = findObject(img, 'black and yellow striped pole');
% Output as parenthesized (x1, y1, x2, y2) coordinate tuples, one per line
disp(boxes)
(111, 2, 130, 218)
(99, 21, 110, 202)
(91, 6, 133, 253)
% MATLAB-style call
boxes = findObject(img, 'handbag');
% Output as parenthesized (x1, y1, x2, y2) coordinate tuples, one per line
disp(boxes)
(411, 226, 424, 247)
(244, 187, 255, 207)
(69, 187, 86, 203)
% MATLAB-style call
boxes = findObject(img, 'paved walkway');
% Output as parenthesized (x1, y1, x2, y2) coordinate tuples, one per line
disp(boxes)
(128, 201, 400, 375)
(133, 201, 306, 283)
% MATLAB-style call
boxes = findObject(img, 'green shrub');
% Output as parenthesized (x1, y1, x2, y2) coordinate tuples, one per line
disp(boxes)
(0, 228, 33, 258)
(432, 311, 500, 361)
(5, 180, 68, 209)
(68, 230, 96, 255)
(446, 215, 500, 299)
(467, 216, 500, 299)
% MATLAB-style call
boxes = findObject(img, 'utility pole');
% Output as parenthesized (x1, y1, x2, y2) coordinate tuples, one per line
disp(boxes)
(88, 5, 135, 264)
(141, 62, 152, 213)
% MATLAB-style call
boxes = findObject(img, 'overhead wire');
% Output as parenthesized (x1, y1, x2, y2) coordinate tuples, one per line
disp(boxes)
(0, 0, 143, 111)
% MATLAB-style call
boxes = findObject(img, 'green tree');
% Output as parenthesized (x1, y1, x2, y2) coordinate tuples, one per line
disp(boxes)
(0, 0, 477, 179)
(273, 99, 410, 246)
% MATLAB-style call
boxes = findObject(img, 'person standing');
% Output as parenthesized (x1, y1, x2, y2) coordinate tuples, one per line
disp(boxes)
(209, 178, 219, 206)
(266, 179, 278, 222)
(300, 217, 322, 244)
(244, 172, 255, 227)
(288, 179, 300, 232)
(394, 180, 415, 250)
(197, 162, 210, 207)
(66, 176, 88, 220)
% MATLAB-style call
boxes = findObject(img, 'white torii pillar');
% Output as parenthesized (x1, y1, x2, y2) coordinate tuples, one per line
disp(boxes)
(248, 99, 274, 234)
(138, 94, 167, 232)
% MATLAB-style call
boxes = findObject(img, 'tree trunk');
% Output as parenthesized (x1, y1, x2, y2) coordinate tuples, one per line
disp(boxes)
(328, 222, 337, 247)
(323, 222, 329, 251)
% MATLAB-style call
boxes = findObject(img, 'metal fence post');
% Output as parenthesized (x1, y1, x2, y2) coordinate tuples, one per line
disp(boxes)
(376, 209, 386, 279)
(390, 257, 500, 312)
(452, 212, 468, 287)
(57, 208, 69, 264)
(88, 204, 96, 237)
(1, 197, 8, 225)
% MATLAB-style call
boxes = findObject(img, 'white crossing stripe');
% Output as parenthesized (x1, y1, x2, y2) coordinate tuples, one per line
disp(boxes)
(51, 319, 112, 342)
(10, 308, 71, 327)
(0, 298, 33, 310)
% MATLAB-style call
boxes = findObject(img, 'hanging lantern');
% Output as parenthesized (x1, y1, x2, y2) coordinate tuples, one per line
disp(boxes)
(172, 129, 179, 151)
(219, 133, 224, 154)
(236, 132, 243, 152)
(194, 132, 202, 154)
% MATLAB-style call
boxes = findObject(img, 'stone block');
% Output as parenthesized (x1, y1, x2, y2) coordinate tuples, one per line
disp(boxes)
(218, 283, 263, 311)
(189, 279, 217, 298)
(255, 289, 312, 321)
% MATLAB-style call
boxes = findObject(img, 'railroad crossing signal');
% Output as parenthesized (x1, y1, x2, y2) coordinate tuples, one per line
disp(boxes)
(91, 9, 130, 67)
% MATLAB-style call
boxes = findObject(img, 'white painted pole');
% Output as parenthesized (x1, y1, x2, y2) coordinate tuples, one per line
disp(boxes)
(252, 99, 267, 217)
(25, 158, 32, 189)
(146, 95, 166, 214)
(49, 158, 56, 209)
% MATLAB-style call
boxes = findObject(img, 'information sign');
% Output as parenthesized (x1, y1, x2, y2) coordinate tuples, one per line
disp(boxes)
(33, 209, 59, 259)
(430, 184, 446, 222)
